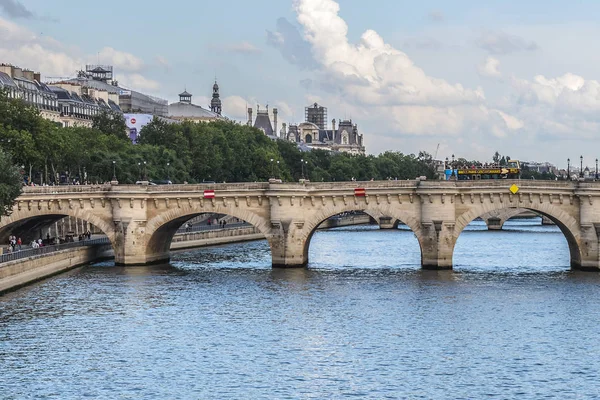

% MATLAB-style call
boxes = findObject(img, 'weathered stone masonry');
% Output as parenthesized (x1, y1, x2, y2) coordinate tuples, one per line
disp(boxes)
(2, 180, 600, 270)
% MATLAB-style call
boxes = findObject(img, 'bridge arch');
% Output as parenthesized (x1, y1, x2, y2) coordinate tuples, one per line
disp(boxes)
(454, 203, 582, 268)
(297, 204, 424, 267)
(0, 208, 117, 250)
(143, 204, 272, 264)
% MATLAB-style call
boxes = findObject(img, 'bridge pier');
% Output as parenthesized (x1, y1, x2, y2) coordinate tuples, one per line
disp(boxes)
(378, 216, 397, 230)
(485, 217, 503, 231)
(269, 222, 308, 268)
(420, 221, 454, 270)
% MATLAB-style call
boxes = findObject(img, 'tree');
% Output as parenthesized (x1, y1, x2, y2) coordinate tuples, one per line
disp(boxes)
(0, 149, 23, 216)
(92, 111, 128, 141)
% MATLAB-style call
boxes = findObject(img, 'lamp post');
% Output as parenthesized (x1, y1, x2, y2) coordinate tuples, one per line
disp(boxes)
(112, 160, 116, 182)
(270, 158, 274, 178)
(277, 160, 280, 179)
(301, 158, 305, 179)
(596, 158, 598, 180)
(580, 155, 583, 178)
(451, 154, 456, 179)
(567, 158, 570, 180)
(143, 161, 147, 181)
(166, 162, 170, 182)
(137, 162, 141, 181)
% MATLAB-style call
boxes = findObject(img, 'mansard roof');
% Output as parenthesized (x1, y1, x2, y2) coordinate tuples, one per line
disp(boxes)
(254, 112, 274, 135)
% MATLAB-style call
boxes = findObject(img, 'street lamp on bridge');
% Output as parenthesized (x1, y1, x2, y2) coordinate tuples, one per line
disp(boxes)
(112, 160, 116, 182)
(580, 155, 584, 179)
(596, 159, 598, 180)
(567, 158, 570, 180)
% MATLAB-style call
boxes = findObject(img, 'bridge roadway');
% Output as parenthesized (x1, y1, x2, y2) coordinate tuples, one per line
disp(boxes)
(3, 180, 600, 270)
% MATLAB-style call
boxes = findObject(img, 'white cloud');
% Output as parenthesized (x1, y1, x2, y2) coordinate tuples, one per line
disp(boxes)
(0, 17, 158, 93)
(116, 73, 160, 91)
(293, 0, 485, 110)
(96, 47, 144, 72)
(478, 56, 501, 78)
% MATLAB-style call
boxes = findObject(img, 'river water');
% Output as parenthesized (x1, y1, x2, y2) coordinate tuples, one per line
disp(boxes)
(2, 219, 600, 399)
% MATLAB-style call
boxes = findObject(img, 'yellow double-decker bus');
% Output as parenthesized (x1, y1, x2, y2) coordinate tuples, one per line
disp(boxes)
(445, 160, 521, 180)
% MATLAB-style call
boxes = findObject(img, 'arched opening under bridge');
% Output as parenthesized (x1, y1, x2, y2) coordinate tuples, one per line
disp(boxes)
(453, 206, 580, 272)
(302, 209, 424, 269)
(0, 211, 116, 253)
(144, 209, 271, 266)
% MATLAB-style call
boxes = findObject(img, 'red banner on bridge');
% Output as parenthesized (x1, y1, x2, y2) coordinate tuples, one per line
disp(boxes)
(203, 190, 215, 199)
(354, 188, 366, 197)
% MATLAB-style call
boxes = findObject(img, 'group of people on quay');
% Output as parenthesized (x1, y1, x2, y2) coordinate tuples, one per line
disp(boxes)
(5, 231, 93, 253)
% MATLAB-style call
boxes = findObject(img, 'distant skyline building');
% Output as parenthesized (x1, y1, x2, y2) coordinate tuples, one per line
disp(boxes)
(280, 102, 365, 155)
(210, 81, 222, 115)
(61, 64, 168, 117)
(305, 103, 327, 130)
(0, 62, 121, 128)
(248, 105, 278, 138)
(168, 81, 225, 123)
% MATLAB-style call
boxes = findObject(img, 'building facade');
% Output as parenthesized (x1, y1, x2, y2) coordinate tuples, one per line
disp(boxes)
(0, 63, 121, 128)
(64, 65, 168, 117)
(280, 103, 365, 154)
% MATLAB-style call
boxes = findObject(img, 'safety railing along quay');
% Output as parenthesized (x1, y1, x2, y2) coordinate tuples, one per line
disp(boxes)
(0, 238, 110, 264)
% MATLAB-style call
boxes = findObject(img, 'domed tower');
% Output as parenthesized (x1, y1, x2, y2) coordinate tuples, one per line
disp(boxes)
(210, 80, 222, 115)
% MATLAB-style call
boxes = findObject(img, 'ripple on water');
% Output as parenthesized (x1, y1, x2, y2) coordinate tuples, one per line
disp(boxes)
(2, 222, 600, 399)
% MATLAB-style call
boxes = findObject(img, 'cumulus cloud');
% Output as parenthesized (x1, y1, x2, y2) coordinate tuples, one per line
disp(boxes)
(0, 17, 159, 94)
(96, 47, 144, 72)
(0, 0, 32, 19)
(116, 73, 160, 91)
(478, 56, 501, 78)
(294, 0, 486, 108)
(476, 30, 538, 54)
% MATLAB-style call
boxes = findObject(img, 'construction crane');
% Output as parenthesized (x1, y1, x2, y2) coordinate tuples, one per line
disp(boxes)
(433, 143, 440, 160)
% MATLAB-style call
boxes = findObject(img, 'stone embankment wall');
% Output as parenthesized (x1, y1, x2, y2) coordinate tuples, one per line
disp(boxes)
(0, 215, 368, 294)
(171, 226, 264, 251)
(0, 245, 113, 294)
(317, 214, 372, 229)
(0, 227, 265, 294)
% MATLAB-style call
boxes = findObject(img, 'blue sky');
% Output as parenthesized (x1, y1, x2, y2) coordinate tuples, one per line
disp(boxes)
(2, 0, 600, 166)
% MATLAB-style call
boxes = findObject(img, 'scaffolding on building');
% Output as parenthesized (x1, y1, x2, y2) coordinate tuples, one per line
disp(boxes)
(305, 103, 327, 130)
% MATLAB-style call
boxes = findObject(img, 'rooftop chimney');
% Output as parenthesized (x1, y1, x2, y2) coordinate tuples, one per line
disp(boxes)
(247, 107, 253, 126)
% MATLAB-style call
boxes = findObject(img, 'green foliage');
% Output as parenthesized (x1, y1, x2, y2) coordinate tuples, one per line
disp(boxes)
(92, 111, 128, 141)
(0, 90, 436, 185)
(0, 148, 23, 216)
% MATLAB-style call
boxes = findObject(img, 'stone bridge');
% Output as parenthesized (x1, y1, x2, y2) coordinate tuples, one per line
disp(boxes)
(2, 180, 600, 270)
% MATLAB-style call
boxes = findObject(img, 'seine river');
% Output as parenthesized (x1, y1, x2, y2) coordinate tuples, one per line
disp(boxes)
(2, 219, 600, 399)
